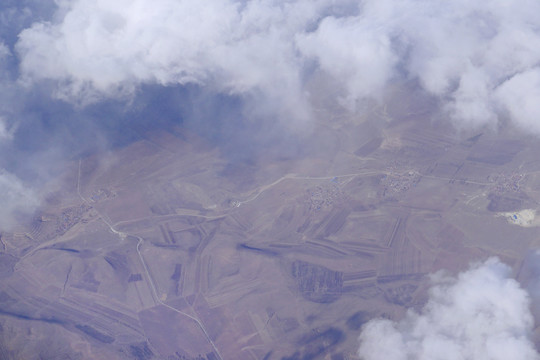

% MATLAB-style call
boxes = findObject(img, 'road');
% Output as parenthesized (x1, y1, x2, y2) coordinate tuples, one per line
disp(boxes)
(70, 158, 499, 359)
(77, 159, 224, 360)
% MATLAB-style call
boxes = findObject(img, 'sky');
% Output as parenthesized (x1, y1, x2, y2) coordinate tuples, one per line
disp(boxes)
(1, 0, 540, 356)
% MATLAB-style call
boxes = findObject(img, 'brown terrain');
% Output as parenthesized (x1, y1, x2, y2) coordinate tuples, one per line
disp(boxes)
(1, 103, 540, 359)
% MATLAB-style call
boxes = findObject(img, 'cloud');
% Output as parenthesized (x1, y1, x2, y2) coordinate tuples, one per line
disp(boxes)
(296, 14, 397, 108)
(0, 170, 38, 230)
(395, 0, 540, 130)
(358, 258, 539, 360)
(4, 0, 540, 227)
(0, 41, 9, 59)
(15, 0, 540, 133)
(517, 251, 540, 325)
(495, 69, 540, 132)
(0, 116, 15, 140)
(15, 0, 334, 126)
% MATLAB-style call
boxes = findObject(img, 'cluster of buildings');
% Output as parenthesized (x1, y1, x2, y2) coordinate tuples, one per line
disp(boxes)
(308, 183, 343, 211)
(490, 172, 524, 194)
(379, 170, 419, 198)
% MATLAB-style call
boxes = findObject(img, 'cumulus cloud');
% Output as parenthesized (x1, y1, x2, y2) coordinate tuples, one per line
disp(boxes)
(296, 14, 397, 108)
(14, 0, 540, 133)
(3, 0, 540, 228)
(0, 116, 14, 140)
(16, 0, 339, 125)
(0, 170, 38, 230)
(517, 251, 540, 325)
(358, 258, 539, 360)
(394, 0, 540, 130)
(0, 41, 9, 59)
(495, 69, 540, 132)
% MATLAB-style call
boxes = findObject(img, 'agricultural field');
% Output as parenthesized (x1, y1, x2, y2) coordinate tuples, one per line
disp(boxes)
(2, 110, 540, 359)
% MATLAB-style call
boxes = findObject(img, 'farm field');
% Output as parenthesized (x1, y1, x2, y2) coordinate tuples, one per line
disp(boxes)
(2, 110, 540, 359)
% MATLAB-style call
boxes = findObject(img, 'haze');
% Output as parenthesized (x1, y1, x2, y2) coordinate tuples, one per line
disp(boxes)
(1, 1, 540, 359)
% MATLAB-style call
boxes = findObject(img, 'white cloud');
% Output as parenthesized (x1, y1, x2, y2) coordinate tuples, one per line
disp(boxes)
(398, 0, 540, 130)
(13, 0, 540, 132)
(16, 0, 336, 125)
(17, 0, 241, 98)
(358, 258, 539, 360)
(296, 14, 397, 109)
(495, 69, 540, 133)
(0, 170, 39, 230)
(0, 41, 10, 59)
(0, 117, 14, 140)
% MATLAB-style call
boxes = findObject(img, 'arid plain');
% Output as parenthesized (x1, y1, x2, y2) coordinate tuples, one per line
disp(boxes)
(2, 99, 540, 359)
